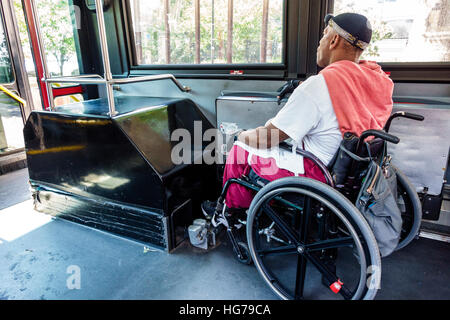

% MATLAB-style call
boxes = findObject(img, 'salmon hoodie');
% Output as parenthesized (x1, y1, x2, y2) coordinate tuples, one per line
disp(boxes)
(320, 60, 394, 137)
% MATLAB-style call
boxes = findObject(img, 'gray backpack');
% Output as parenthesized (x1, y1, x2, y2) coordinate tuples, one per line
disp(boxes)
(356, 160, 402, 257)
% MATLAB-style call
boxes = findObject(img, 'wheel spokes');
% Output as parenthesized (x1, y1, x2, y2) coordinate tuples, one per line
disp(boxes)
(299, 196, 311, 243)
(252, 188, 367, 300)
(305, 237, 354, 252)
(304, 252, 354, 300)
(294, 254, 308, 299)
(294, 196, 311, 300)
(257, 244, 297, 257)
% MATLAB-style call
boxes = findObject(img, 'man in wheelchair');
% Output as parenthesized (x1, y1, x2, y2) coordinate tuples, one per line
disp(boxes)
(202, 12, 394, 219)
(195, 12, 425, 301)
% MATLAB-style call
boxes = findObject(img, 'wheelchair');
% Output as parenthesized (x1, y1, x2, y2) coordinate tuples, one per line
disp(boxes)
(209, 111, 424, 300)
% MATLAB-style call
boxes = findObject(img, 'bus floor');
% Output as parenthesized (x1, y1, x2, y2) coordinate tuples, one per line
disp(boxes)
(0, 169, 449, 300)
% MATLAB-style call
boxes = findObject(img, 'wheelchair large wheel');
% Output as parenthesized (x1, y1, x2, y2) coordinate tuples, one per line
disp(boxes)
(246, 177, 381, 300)
(392, 165, 422, 250)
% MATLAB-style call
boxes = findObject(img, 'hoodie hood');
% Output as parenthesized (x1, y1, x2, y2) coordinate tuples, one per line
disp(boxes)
(320, 59, 394, 137)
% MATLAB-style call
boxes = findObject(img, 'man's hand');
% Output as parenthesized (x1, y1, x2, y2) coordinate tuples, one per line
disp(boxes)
(237, 122, 289, 149)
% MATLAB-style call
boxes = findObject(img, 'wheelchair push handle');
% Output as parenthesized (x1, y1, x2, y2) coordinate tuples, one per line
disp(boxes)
(359, 129, 400, 145)
(384, 111, 424, 132)
(402, 112, 425, 121)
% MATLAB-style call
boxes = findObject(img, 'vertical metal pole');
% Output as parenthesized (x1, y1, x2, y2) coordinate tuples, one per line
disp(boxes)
(29, 0, 55, 111)
(226, 0, 233, 63)
(261, 0, 269, 63)
(211, 0, 214, 64)
(94, 0, 116, 116)
(3, 0, 35, 119)
(194, 0, 200, 64)
(163, 0, 170, 64)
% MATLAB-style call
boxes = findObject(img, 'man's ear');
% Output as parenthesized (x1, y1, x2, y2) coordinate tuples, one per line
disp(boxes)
(329, 34, 340, 50)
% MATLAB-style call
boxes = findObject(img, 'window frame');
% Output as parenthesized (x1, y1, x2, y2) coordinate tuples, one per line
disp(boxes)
(379, 62, 450, 83)
(0, 3, 16, 86)
(123, 0, 295, 79)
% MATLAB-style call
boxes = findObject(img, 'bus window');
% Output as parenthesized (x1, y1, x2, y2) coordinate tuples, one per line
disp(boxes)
(13, 0, 42, 110)
(0, 5, 24, 152)
(0, 92, 24, 151)
(54, 93, 83, 106)
(36, 0, 80, 77)
(33, 0, 86, 107)
(129, 0, 285, 65)
(334, 0, 450, 63)
(0, 7, 14, 84)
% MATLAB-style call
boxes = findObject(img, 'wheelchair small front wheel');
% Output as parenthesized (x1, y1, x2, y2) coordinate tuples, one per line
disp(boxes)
(234, 241, 253, 265)
(246, 177, 381, 300)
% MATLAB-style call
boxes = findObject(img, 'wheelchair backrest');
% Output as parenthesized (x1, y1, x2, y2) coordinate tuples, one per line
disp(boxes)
(329, 132, 386, 186)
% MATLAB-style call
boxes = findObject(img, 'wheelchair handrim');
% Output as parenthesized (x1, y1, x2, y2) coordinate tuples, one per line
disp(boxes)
(247, 186, 369, 300)
(392, 165, 422, 250)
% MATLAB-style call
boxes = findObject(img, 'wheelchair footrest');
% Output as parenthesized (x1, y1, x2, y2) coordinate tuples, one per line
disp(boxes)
(188, 219, 220, 250)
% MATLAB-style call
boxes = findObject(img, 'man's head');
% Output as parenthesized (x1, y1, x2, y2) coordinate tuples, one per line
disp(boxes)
(317, 13, 372, 68)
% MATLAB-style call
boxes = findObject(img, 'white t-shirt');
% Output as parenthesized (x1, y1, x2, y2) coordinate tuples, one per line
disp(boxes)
(234, 74, 342, 175)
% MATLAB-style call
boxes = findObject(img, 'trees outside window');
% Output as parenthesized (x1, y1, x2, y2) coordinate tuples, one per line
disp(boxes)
(130, 0, 284, 65)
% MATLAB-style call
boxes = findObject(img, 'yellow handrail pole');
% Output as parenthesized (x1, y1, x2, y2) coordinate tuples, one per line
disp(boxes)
(0, 85, 27, 106)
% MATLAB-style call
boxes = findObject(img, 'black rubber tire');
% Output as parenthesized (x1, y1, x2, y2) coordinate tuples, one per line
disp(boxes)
(234, 241, 253, 265)
(392, 165, 422, 250)
(246, 177, 381, 300)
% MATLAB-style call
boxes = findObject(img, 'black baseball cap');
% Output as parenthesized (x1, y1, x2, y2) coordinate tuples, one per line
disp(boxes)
(324, 13, 372, 50)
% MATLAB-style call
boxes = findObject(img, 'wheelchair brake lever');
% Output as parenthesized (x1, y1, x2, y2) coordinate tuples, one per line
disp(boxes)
(276, 80, 302, 105)
(277, 86, 291, 104)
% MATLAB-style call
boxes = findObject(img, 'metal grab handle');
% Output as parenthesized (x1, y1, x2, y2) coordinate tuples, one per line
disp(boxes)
(112, 74, 191, 92)
(42, 74, 104, 82)
(32, 0, 190, 116)
(42, 74, 191, 93)
(0, 85, 26, 106)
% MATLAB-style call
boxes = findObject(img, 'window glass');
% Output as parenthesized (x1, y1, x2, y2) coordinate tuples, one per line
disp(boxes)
(0, 8, 15, 84)
(334, 0, 450, 63)
(36, 0, 81, 76)
(130, 0, 284, 65)
(54, 93, 84, 107)
(0, 92, 24, 151)
(13, 0, 42, 108)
